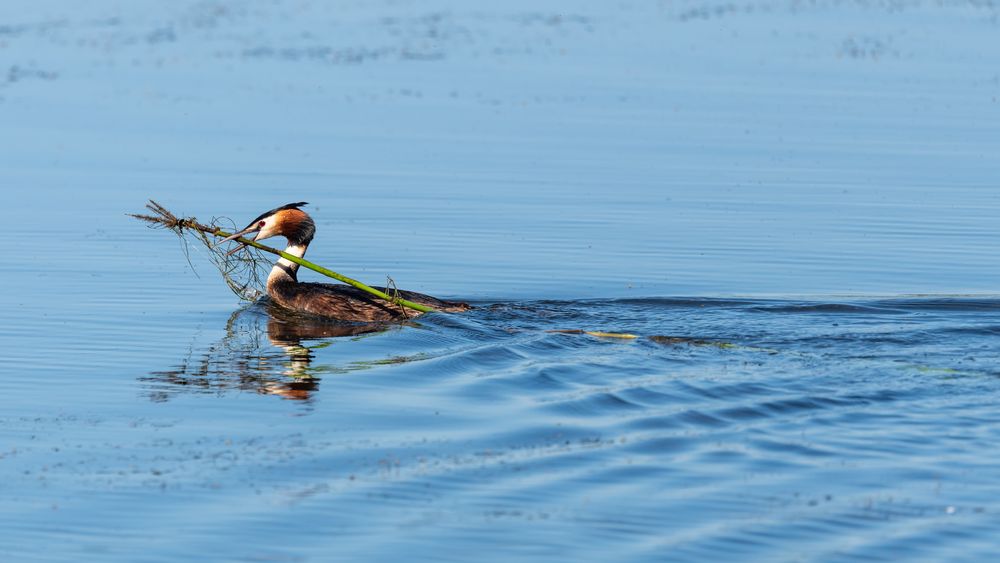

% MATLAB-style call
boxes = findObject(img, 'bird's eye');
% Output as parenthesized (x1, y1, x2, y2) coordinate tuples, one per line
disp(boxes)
(258, 221, 266, 228)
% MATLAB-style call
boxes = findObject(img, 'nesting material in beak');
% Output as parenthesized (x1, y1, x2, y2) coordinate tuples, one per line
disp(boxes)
(218, 225, 261, 255)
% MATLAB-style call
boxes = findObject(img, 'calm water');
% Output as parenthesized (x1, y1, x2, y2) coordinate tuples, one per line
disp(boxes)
(2, 1, 1000, 561)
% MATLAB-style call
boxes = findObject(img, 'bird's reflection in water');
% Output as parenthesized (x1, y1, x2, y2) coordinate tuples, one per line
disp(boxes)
(144, 302, 390, 402)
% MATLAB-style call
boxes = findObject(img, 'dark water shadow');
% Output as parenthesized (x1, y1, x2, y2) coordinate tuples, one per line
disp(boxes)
(142, 302, 392, 402)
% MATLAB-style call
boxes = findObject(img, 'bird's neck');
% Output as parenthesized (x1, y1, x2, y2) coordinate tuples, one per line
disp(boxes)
(267, 242, 309, 287)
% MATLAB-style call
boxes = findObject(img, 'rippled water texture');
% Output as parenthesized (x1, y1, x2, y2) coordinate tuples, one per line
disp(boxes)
(2, 0, 1000, 561)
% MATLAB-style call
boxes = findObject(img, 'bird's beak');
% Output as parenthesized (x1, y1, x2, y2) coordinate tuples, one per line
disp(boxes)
(218, 225, 261, 254)
(219, 225, 260, 244)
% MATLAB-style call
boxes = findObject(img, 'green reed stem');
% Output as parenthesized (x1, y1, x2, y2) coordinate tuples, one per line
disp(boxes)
(203, 223, 436, 314)
(126, 200, 438, 314)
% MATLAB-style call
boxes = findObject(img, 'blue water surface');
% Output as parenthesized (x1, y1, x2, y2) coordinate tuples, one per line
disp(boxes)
(1, 1, 999, 561)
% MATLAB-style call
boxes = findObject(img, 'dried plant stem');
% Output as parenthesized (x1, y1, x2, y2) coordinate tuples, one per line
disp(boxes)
(131, 201, 435, 314)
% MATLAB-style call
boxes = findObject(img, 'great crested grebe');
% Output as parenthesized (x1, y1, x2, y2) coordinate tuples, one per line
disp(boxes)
(220, 202, 470, 322)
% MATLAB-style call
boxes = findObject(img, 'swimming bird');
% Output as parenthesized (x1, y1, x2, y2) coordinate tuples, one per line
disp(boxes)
(220, 202, 470, 322)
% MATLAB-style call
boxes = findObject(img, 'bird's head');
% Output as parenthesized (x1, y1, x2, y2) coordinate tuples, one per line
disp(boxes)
(220, 202, 315, 249)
